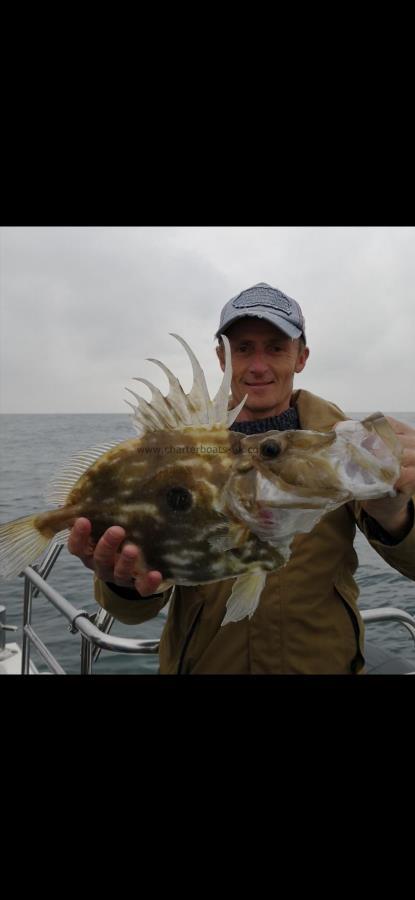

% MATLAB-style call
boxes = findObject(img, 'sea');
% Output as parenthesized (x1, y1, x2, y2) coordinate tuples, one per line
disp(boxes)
(1, 413, 414, 675)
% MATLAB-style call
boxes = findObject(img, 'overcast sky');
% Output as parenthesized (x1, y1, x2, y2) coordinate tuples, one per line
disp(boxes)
(0, 226, 414, 414)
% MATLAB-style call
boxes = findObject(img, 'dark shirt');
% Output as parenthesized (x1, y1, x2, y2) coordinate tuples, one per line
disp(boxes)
(230, 406, 299, 435)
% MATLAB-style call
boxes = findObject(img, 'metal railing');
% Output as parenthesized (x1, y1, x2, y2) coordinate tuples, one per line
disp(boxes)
(20, 544, 161, 675)
(361, 607, 415, 645)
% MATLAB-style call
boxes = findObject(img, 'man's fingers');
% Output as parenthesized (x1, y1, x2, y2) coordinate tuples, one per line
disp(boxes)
(385, 416, 413, 436)
(93, 526, 127, 578)
(112, 542, 140, 584)
(68, 521, 166, 594)
(395, 465, 415, 494)
(383, 417, 415, 496)
(134, 570, 164, 597)
(68, 518, 93, 558)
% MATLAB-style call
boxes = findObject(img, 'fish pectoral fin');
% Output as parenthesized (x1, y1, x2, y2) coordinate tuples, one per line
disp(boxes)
(360, 412, 403, 460)
(208, 524, 248, 553)
(221, 570, 267, 627)
(154, 578, 174, 594)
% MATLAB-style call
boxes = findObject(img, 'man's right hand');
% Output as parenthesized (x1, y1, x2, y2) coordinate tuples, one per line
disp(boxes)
(67, 518, 164, 597)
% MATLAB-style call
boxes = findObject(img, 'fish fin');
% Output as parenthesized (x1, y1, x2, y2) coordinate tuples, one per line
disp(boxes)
(227, 394, 248, 427)
(360, 411, 386, 426)
(127, 333, 247, 433)
(208, 523, 247, 553)
(154, 578, 174, 593)
(221, 569, 267, 626)
(360, 412, 403, 460)
(208, 533, 236, 553)
(52, 528, 71, 546)
(169, 334, 214, 424)
(45, 443, 119, 505)
(0, 514, 50, 580)
(211, 333, 232, 421)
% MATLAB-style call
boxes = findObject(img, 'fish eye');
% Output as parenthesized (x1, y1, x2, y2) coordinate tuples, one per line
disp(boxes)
(166, 487, 193, 511)
(260, 440, 281, 459)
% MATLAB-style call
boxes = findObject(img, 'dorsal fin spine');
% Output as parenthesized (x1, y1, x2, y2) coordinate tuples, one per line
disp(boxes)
(127, 334, 247, 433)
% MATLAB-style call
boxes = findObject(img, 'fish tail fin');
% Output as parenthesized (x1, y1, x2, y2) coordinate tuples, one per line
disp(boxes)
(0, 514, 50, 580)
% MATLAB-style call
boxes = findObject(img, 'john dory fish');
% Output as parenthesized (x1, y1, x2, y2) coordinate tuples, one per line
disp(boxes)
(0, 336, 402, 625)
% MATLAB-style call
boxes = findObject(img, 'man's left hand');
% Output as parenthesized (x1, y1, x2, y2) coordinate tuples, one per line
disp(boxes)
(360, 416, 415, 540)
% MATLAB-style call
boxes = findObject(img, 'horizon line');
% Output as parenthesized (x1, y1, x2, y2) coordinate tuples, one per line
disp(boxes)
(1, 410, 414, 416)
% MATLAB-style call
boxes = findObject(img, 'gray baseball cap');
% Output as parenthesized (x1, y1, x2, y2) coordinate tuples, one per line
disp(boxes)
(215, 282, 306, 342)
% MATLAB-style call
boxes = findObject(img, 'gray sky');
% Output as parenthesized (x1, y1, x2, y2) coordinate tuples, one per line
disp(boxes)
(0, 226, 414, 414)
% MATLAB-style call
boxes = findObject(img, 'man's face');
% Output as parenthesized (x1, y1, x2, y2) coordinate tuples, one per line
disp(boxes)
(216, 318, 309, 421)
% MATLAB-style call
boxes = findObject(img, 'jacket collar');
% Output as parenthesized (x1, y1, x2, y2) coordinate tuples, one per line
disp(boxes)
(291, 389, 348, 432)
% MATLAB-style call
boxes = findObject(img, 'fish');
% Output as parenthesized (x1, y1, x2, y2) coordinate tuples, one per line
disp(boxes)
(0, 335, 280, 607)
(0, 335, 403, 626)
(224, 415, 403, 558)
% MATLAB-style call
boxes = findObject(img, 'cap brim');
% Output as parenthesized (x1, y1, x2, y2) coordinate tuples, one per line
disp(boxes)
(215, 309, 303, 340)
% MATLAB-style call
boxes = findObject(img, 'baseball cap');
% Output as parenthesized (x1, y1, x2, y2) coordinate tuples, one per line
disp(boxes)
(215, 282, 306, 342)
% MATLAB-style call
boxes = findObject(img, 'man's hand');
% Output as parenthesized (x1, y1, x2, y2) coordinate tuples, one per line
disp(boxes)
(360, 417, 415, 539)
(67, 518, 164, 597)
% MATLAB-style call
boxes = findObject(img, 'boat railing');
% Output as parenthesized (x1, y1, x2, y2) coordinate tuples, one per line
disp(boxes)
(360, 607, 415, 642)
(15, 543, 415, 675)
(20, 544, 162, 675)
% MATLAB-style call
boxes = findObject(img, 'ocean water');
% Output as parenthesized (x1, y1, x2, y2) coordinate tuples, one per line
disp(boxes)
(1, 413, 414, 675)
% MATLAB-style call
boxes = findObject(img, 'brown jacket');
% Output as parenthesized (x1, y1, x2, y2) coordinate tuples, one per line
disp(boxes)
(94, 390, 415, 674)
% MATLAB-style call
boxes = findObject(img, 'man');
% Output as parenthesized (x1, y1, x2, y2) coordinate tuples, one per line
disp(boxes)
(68, 283, 415, 674)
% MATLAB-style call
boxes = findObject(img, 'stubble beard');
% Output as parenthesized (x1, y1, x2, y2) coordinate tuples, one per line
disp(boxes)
(232, 378, 293, 421)
(234, 392, 284, 421)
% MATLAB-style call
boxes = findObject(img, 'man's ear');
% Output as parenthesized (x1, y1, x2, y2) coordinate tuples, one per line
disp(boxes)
(295, 346, 310, 374)
(216, 344, 226, 372)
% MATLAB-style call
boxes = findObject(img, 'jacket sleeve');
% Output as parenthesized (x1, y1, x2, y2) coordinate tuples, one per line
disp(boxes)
(94, 576, 172, 625)
(352, 497, 415, 581)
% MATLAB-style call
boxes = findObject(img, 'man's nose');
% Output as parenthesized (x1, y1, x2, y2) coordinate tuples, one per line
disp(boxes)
(248, 353, 270, 374)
